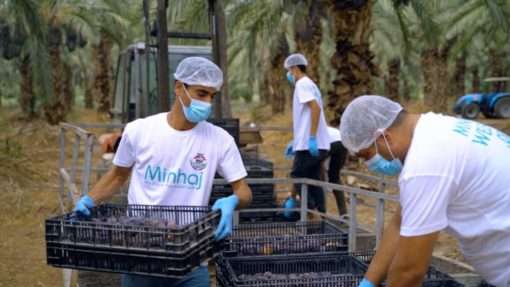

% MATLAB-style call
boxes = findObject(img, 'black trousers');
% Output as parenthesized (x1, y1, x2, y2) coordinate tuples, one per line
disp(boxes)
(328, 141, 348, 215)
(290, 150, 329, 212)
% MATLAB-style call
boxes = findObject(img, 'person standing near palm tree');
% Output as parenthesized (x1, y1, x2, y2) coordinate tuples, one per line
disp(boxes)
(283, 53, 330, 215)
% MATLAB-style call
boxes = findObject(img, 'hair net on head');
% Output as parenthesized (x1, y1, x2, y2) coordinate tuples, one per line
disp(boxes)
(174, 57, 223, 91)
(339, 95, 403, 153)
(284, 53, 308, 70)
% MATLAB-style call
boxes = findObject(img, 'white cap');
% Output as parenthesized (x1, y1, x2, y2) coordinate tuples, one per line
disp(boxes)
(173, 57, 223, 91)
(339, 95, 403, 153)
(284, 53, 308, 70)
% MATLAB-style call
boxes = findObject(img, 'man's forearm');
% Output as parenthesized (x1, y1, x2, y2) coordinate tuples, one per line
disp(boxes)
(88, 166, 131, 203)
(365, 209, 402, 284)
(232, 179, 252, 208)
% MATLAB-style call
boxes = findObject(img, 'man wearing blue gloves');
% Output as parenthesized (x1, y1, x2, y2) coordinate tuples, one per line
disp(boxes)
(340, 96, 510, 287)
(74, 57, 252, 287)
(283, 53, 330, 213)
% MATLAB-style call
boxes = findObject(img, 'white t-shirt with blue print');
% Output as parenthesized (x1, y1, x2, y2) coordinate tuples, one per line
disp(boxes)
(113, 113, 247, 207)
(399, 112, 510, 286)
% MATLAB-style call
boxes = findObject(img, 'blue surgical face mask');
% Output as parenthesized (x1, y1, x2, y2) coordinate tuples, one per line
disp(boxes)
(365, 133, 402, 176)
(286, 71, 295, 85)
(178, 86, 212, 123)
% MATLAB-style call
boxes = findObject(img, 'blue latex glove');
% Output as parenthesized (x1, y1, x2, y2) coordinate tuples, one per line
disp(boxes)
(284, 141, 295, 159)
(212, 194, 239, 240)
(308, 136, 319, 157)
(73, 194, 95, 217)
(282, 197, 297, 219)
(359, 278, 375, 287)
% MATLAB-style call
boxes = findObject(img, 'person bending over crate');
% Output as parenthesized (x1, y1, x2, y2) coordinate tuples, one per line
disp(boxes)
(73, 57, 252, 287)
(340, 96, 510, 287)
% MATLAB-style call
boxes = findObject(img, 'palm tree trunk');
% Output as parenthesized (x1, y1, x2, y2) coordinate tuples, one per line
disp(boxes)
(452, 53, 466, 98)
(94, 31, 113, 113)
(421, 48, 437, 108)
(326, 0, 377, 123)
(84, 59, 95, 109)
(472, 68, 480, 92)
(62, 63, 74, 113)
(269, 33, 290, 114)
(19, 55, 35, 117)
(385, 58, 400, 102)
(421, 43, 452, 112)
(294, 0, 323, 84)
(489, 49, 507, 92)
(43, 26, 67, 125)
(402, 77, 410, 101)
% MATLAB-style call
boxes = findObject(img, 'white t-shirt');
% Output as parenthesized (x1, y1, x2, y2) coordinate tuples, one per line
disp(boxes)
(292, 76, 330, 151)
(328, 126, 342, 144)
(399, 112, 510, 286)
(113, 113, 247, 206)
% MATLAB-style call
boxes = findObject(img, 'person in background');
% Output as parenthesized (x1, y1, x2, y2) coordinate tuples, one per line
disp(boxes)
(282, 53, 330, 217)
(325, 122, 348, 215)
(73, 57, 252, 287)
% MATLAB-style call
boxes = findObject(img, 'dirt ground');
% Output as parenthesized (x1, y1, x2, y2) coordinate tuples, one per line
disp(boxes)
(1, 105, 509, 286)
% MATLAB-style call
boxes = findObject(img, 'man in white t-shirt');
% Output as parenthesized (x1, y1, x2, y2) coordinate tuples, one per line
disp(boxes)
(282, 53, 330, 214)
(339, 95, 510, 287)
(73, 57, 252, 287)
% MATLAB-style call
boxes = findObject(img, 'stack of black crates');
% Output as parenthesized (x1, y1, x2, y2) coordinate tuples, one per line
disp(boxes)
(210, 153, 276, 223)
(215, 220, 465, 287)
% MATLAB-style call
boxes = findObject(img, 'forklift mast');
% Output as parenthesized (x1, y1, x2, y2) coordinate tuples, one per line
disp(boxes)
(149, 0, 230, 118)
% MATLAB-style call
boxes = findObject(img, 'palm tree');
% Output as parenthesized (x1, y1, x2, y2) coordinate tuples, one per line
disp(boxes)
(0, 0, 51, 119)
(325, 0, 378, 123)
(227, 0, 291, 110)
(293, 0, 325, 84)
(94, 0, 137, 114)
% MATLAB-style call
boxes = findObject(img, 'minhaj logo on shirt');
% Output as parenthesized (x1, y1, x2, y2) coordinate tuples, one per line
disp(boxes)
(144, 165, 203, 190)
(190, 153, 207, 171)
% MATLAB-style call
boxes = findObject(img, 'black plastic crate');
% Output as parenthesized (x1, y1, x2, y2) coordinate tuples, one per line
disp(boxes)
(46, 204, 219, 254)
(353, 251, 465, 287)
(208, 118, 240, 146)
(245, 165, 273, 178)
(224, 221, 348, 256)
(241, 155, 274, 169)
(46, 204, 221, 278)
(215, 253, 365, 287)
(47, 239, 220, 278)
(210, 184, 274, 208)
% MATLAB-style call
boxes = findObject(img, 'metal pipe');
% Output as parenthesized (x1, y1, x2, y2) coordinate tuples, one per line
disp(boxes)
(168, 32, 212, 39)
(375, 198, 385, 248)
(300, 184, 308, 222)
(349, 193, 358, 252)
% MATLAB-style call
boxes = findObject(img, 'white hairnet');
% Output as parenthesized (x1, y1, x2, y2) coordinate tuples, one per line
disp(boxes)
(284, 53, 308, 70)
(174, 57, 223, 91)
(339, 95, 403, 153)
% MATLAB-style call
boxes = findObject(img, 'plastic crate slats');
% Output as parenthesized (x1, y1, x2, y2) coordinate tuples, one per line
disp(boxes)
(352, 251, 465, 287)
(216, 253, 464, 287)
(216, 253, 364, 287)
(224, 221, 348, 256)
(46, 204, 220, 278)
(46, 204, 218, 253)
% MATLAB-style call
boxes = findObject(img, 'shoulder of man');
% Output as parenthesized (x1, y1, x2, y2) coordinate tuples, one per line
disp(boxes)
(202, 121, 235, 141)
(123, 113, 164, 137)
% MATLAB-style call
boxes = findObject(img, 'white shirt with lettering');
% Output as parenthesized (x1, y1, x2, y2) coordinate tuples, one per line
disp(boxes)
(399, 112, 510, 286)
(113, 113, 247, 206)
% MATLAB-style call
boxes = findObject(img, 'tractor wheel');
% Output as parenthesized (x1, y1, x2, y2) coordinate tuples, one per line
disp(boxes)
(461, 103, 480, 119)
(494, 97, 510, 118)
